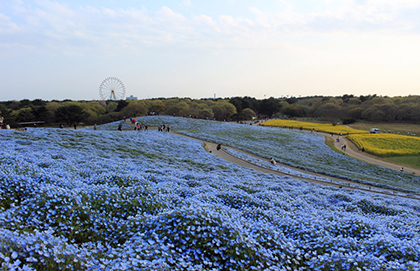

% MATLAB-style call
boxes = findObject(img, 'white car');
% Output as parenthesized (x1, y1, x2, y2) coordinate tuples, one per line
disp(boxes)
(369, 128, 381, 133)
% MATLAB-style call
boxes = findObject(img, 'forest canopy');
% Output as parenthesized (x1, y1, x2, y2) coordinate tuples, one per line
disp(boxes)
(0, 95, 419, 128)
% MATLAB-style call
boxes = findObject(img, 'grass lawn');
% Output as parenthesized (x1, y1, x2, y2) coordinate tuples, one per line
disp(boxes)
(382, 155, 420, 171)
(293, 118, 420, 170)
(347, 122, 420, 169)
(348, 122, 420, 136)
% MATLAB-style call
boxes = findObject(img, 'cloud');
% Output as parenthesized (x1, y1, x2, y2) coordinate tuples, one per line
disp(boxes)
(156, 6, 186, 22)
(35, 0, 74, 17)
(182, 0, 191, 7)
(194, 14, 216, 26)
(2, 0, 420, 58)
(303, 0, 420, 33)
(0, 13, 21, 34)
(102, 7, 116, 18)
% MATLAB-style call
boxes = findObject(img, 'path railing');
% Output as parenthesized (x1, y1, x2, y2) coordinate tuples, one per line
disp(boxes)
(220, 147, 420, 200)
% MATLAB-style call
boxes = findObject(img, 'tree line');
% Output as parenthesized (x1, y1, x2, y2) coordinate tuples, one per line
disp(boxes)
(0, 95, 419, 128)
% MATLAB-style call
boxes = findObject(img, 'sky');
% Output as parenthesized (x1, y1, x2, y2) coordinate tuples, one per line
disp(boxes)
(1, 0, 420, 101)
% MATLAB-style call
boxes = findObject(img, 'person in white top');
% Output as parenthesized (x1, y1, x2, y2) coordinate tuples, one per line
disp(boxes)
(270, 158, 276, 165)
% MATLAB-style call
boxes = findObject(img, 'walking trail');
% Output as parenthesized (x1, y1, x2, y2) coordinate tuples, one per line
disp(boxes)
(258, 120, 420, 176)
(126, 120, 419, 199)
(328, 132, 420, 176)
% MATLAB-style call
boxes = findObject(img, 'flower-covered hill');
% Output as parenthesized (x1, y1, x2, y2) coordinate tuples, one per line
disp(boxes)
(0, 126, 420, 270)
(137, 116, 420, 193)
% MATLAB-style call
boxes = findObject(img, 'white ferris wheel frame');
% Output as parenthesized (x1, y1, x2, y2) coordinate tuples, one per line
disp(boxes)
(99, 77, 126, 100)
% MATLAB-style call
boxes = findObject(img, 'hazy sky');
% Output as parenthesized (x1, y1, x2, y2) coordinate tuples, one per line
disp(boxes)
(1, 0, 420, 101)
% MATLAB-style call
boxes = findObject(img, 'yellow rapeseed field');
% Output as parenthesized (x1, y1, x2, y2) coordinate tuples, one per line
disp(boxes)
(347, 133, 420, 156)
(263, 119, 369, 135)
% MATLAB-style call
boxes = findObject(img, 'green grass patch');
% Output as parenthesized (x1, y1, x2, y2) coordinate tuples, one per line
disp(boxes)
(348, 121, 420, 137)
(381, 155, 420, 171)
(325, 137, 344, 155)
(116, 147, 159, 159)
(182, 159, 210, 169)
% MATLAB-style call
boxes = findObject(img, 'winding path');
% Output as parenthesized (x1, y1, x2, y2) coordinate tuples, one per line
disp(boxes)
(126, 121, 419, 199)
(329, 133, 420, 176)
(202, 138, 419, 199)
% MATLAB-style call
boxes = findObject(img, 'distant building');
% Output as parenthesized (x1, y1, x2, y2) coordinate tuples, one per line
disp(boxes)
(126, 95, 137, 100)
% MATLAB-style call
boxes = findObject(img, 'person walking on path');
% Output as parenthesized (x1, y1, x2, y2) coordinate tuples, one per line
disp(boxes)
(270, 158, 277, 165)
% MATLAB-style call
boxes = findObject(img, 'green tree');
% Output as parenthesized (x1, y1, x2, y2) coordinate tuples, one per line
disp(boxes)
(121, 101, 148, 117)
(229, 96, 259, 115)
(4, 100, 20, 110)
(361, 106, 385, 122)
(19, 99, 32, 109)
(198, 108, 214, 119)
(46, 102, 60, 123)
(55, 104, 90, 126)
(347, 107, 364, 120)
(31, 105, 49, 122)
(210, 101, 237, 120)
(341, 94, 354, 103)
(15, 107, 35, 123)
(282, 103, 304, 118)
(396, 103, 417, 121)
(106, 102, 118, 113)
(259, 97, 280, 117)
(32, 99, 46, 107)
(241, 108, 256, 120)
(315, 102, 341, 124)
(165, 101, 189, 116)
(149, 100, 166, 114)
(116, 100, 129, 112)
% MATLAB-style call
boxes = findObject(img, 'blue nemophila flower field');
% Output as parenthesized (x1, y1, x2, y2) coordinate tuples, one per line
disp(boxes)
(1, 123, 420, 270)
(138, 116, 420, 193)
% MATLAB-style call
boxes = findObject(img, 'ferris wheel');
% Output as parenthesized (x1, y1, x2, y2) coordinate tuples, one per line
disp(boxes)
(99, 77, 126, 100)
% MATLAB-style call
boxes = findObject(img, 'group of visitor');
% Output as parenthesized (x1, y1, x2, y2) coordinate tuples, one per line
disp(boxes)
(157, 124, 170, 132)
(134, 122, 148, 131)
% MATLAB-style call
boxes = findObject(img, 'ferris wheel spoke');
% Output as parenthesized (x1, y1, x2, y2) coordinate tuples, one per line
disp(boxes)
(99, 77, 126, 101)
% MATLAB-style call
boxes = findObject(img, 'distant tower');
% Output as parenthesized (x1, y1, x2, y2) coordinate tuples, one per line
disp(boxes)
(214, 93, 216, 99)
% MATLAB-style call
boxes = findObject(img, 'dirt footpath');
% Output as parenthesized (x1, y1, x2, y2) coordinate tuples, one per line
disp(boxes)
(128, 120, 420, 176)
(123, 121, 418, 197)
(328, 133, 420, 176)
(258, 119, 420, 176)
